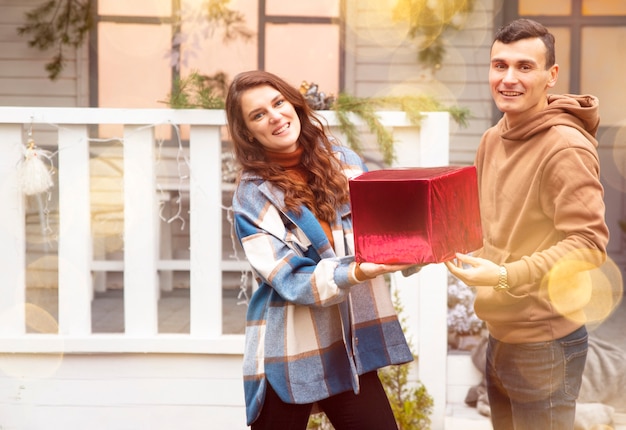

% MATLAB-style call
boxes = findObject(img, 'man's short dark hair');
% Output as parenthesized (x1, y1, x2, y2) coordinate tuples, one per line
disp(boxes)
(494, 18, 556, 68)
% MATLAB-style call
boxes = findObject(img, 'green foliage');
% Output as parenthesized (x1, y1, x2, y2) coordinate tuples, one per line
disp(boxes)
(166, 74, 470, 166)
(165, 71, 228, 109)
(334, 94, 470, 165)
(307, 412, 333, 430)
(380, 365, 434, 430)
(170, 0, 254, 70)
(202, 0, 254, 42)
(306, 286, 434, 430)
(18, 0, 252, 81)
(379, 287, 434, 430)
(17, 0, 94, 80)
(306, 362, 433, 430)
(333, 93, 396, 165)
(376, 95, 471, 128)
(393, 0, 475, 72)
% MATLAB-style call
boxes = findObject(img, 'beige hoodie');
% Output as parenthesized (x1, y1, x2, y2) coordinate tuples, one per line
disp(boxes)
(473, 94, 609, 343)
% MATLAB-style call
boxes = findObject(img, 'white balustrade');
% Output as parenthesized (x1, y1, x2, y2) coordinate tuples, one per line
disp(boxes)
(0, 107, 450, 427)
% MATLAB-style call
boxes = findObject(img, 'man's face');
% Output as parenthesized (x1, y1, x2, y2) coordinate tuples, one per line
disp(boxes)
(489, 37, 559, 126)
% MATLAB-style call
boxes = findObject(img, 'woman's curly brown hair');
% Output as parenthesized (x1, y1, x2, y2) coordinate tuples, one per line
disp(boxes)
(225, 70, 350, 223)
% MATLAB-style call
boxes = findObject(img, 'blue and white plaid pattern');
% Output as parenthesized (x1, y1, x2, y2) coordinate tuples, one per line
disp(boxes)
(232, 145, 413, 425)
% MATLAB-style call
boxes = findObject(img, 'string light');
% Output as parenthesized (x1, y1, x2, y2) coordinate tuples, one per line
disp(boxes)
(19, 119, 251, 306)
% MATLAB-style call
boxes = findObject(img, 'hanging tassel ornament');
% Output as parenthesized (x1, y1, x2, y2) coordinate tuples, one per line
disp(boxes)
(17, 131, 54, 196)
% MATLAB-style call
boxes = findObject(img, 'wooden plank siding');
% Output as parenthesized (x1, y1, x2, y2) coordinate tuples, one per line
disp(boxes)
(1, 0, 497, 161)
(344, 0, 497, 165)
(0, 0, 88, 107)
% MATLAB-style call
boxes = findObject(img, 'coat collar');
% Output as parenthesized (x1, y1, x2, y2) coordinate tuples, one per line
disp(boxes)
(251, 176, 346, 259)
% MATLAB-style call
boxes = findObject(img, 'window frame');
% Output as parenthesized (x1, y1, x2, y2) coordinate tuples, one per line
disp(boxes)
(89, 0, 346, 107)
(256, 0, 345, 91)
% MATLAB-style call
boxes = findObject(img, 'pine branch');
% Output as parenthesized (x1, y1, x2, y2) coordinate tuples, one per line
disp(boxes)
(204, 0, 254, 42)
(393, 0, 475, 72)
(379, 287, 434, 429)
(332, 94, 470, 166)
(334, 93, 395, 165)
(163, 71, 227, 109)
(17, 0, 94, 80)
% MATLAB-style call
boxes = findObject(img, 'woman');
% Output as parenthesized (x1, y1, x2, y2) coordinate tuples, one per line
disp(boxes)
(226, 70, 415, 430)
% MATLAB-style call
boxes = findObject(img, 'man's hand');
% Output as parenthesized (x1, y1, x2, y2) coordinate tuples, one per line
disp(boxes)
(444, 253, 500, 287)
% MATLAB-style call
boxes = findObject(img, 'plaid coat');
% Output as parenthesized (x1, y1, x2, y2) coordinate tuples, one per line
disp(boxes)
(232, 145, 413, 425)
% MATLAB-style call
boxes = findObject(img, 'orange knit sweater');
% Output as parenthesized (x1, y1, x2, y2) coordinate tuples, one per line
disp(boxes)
(264, 147, 335, 249)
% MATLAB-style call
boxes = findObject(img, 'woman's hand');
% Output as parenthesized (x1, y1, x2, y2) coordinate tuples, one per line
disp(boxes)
(444, 252, 500, 287)
(358, 262, 418, 279)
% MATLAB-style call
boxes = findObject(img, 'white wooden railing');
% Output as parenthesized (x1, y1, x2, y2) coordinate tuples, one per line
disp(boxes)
(0, 107, 450, 428)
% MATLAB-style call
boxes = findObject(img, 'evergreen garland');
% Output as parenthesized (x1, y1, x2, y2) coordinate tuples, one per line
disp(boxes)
(165, 74, 471, 166)
(331, 93, 470, 165)
(17, 0, 94, 80)
(165, 71, 228, 110)
(393, 0, 476, 71)
(17, 0, 252, 80)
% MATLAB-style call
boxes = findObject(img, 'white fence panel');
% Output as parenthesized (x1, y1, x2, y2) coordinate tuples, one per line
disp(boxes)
(58, 125, 92, 336)
(123, 125, 159, 336)
(0, 124, 26, 336)
(0, 107, 453, 429)
(189, 125, 223, 337)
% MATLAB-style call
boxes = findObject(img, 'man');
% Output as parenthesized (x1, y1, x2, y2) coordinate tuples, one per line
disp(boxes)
(446, 18, 609, 430)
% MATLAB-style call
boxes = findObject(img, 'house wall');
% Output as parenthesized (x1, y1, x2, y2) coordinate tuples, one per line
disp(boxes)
(1, 0, 498, 162)
(0, 0, 89, 107)
(2, 0, 503, 291)
(344, 0, 498, 165)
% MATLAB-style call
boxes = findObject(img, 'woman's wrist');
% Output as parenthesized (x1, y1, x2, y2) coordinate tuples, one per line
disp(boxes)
(351, 262, 374, 283)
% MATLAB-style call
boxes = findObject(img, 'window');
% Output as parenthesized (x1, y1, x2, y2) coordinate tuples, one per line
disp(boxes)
(507, 0, 626, 259)
(505, 0, 626, 126)
(261, 0, 342, 93)
(93, 0, 343, 110)
(96, 0, 173, 109)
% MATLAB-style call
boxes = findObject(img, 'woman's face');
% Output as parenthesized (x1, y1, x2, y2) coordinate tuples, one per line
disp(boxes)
(240, 84, 301, 153)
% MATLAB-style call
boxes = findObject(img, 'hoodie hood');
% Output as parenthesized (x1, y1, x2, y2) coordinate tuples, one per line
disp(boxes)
(498, 94, 600, 147)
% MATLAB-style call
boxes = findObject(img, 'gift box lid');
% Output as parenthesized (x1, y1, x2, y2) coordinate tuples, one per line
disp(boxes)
(349, 166, 483, 264)
(350, 166, 468, 182)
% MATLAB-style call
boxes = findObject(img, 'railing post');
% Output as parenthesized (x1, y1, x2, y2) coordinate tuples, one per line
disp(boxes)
(0, 124, 26, 336)
(58, 125, 93, 335)
(189, 125, 223, 337)
(391, 112, 450, 430)
(123, 125, 158, 335)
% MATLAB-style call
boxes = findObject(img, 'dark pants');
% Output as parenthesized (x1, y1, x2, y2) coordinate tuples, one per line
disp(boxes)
(486, 325, 588, 430)
(251, 371, 398, 430)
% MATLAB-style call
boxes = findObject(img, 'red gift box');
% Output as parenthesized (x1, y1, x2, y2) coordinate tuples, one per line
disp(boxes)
(349, 166, 483, 264)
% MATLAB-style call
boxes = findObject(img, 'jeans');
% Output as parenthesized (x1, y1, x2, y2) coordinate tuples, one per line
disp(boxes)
(486, 325, 588, 430)
(251, 371, 397, 430)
